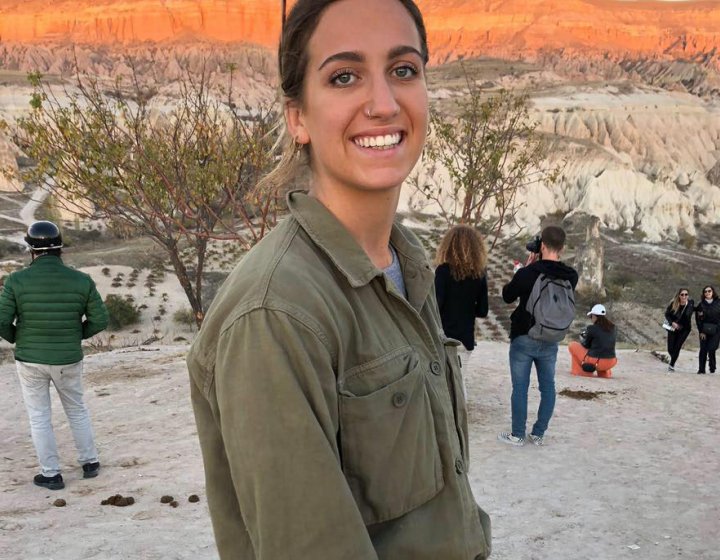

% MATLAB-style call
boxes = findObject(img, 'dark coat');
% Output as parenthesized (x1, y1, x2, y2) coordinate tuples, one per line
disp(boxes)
(664, 299, 694, 332)
(502, 260, 578, 340)
(696, 298, 720, 335)
(581, 323, 617, 359)
(0, 255, 108, 365)
(434, 263, 488, 351)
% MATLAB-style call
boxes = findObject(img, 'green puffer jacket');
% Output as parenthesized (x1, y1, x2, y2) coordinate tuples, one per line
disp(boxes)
(0, 255, 108, 365)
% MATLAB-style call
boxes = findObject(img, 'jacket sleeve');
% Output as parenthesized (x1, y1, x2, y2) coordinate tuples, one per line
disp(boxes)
(695, 304, 704, 332)
(82, 279, 109, 339)
(581, 324, 595, 349)
(475, 275, 489, 318)
(208, 308, 378, 560)
(502, 266, 530, 304)
(664, 304, 674, 324)
(0, 278, 17, 343)
(434, 264, 447, 311)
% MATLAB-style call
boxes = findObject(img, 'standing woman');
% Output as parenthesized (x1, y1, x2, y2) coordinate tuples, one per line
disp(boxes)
(696, 285, 720, 374)
(187, 1, 491, 559)
(434, 225, 489, 356)
(664, 288, 694, 372)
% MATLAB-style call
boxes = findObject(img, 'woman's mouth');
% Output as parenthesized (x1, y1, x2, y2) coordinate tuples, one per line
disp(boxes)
(353, 132, 403, 150)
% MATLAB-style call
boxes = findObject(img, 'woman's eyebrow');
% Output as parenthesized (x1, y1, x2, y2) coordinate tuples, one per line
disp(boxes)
(318, 45, 423, 71)
(318, 51, 363, 70)
(387, 45, 423, 60)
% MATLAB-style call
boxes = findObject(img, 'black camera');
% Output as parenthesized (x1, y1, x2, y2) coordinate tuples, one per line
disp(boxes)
(525, 235, 542, 254)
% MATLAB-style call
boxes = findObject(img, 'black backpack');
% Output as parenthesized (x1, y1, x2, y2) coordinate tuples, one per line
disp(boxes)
(526, 273, 576, 342)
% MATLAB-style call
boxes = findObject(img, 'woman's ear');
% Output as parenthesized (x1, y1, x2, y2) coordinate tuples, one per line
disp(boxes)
(285, 100, 310, 145)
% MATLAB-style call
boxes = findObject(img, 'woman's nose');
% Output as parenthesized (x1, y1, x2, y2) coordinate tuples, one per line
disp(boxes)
(364, 76, 400, 120)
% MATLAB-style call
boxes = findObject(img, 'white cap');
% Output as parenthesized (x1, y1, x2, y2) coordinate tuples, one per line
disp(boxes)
(587, 304, 606, 316)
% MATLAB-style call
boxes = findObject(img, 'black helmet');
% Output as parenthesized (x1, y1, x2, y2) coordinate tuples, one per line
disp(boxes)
(25, 221, 63, 251)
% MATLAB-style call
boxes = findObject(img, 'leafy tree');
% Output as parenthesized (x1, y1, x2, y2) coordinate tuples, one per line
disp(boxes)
(10, 63, 279, 326)
(413, 84, 560, 247)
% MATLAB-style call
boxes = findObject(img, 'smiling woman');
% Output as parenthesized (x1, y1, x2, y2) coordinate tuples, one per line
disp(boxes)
(186, 0, 491, 559)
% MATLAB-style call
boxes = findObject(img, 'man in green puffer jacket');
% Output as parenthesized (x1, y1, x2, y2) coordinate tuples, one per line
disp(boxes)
(0, 221, 108, 491)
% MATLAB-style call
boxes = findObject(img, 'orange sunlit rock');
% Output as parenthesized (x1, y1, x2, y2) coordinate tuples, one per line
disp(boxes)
(0, 0, 718, 64)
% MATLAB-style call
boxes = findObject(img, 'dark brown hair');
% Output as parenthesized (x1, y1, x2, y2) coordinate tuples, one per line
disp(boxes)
(257, 0, 429, 192)
(541, 225, 566, 252)
(435, 225, 487, 281)
(702, 285, 718, 301)
(594, 315, 615, 332)
(279, 0, 428, 102)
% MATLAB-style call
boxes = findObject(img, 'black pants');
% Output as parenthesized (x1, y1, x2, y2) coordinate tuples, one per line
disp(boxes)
(699, 331, 720, 373)
(667, 329, 690, 367)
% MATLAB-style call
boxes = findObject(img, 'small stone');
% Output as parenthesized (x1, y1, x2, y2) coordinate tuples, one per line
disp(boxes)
(160, 495, 174, 504)
(170, 501, 179, 508)
(188, 494, 200, 503)
(53, 499, 66, 507)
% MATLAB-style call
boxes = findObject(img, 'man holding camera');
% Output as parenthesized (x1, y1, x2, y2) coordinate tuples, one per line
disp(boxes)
(498, 226, 578, 447)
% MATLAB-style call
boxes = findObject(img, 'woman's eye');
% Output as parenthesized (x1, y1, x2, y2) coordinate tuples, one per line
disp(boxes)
(330, 71, 357, 86)
(393, 65, 418, 79)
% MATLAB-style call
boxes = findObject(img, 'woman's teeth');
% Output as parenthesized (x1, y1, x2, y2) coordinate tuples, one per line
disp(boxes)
(354, 133, 402, 149)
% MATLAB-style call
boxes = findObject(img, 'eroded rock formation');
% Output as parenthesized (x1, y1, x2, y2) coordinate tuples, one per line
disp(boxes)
(0, 0, 718, 68)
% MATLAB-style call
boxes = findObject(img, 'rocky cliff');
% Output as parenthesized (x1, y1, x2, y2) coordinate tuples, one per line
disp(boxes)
(0, 0, 718, 67)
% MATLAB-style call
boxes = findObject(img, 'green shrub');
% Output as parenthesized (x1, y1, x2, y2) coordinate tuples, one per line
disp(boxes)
(105, 294, 141, 331)
(173, 307, 196, 326)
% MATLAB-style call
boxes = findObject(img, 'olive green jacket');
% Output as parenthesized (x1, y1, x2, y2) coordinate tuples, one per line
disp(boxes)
(187, 192, 491, 560)
(0, 255, 108, 365)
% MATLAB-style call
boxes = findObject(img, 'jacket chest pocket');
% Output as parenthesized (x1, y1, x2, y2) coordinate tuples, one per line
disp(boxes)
(338, 350, 444, 525)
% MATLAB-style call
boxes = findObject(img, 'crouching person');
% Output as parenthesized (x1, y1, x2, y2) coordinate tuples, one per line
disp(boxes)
(569, 304, 617, 378)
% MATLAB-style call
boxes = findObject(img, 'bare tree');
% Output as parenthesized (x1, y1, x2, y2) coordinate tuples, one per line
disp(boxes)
(10, 64, 280, 326)
(413, 84, 560, 248)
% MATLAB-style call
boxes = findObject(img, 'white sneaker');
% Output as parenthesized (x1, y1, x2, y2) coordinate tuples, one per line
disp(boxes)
(527, 434, 544, 446)
(497, 432, 525, 447)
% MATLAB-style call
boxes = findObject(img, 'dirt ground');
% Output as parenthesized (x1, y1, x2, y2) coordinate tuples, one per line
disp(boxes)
(1, 341, 718, 560)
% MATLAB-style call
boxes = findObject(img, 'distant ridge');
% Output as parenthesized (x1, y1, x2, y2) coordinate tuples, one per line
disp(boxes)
(0, 0, 718, 67)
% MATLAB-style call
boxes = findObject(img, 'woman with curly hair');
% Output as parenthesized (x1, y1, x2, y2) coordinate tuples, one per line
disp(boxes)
(434, 224, 489, 354)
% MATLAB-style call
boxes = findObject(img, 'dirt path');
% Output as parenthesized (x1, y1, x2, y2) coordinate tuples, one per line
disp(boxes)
(1, 342, 717, 559)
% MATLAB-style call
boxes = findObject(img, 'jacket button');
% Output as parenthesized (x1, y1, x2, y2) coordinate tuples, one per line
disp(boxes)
(455, 458, 465, 474)
(392, 392, 407, 408)
(430, 360, 442, 375)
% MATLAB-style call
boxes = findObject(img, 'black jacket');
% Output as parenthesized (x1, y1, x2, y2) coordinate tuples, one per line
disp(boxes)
(434, 263, 488, 351)
(581, 323, 617, 359)
(502, 259, 578, 340)
(664, 299, 694, 332)
(696, 298, 720, 334)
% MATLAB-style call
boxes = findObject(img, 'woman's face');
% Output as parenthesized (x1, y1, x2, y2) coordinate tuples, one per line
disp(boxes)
(286, 0, 428, 198)
(678, 290, 689, 302)
(704, 287, 715, 299)
(590, 315, 598, 323)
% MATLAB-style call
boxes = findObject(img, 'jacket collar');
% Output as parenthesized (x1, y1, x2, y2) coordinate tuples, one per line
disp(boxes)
(30, 254, 63, 265)
(287, 191, 434, 310)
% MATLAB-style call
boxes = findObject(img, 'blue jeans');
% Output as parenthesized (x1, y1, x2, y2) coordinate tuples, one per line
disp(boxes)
(509, 335, 558, 438)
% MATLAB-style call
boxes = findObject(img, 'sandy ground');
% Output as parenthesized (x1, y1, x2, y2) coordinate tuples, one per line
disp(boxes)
(1, 341, 718, 560)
